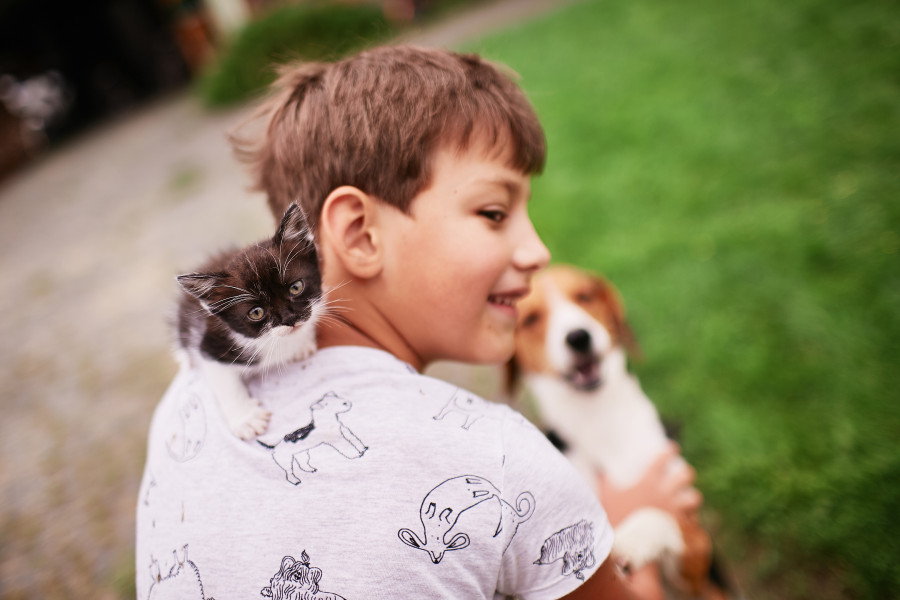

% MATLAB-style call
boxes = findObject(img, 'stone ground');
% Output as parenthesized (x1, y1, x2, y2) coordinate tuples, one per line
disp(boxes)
(0, 0, 574, 597)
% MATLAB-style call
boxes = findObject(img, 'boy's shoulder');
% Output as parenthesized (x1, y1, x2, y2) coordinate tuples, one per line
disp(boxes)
(251, 345, 539, 443)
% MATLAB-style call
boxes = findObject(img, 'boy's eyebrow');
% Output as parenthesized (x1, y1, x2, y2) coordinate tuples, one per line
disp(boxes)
(471, 176, 528, 199)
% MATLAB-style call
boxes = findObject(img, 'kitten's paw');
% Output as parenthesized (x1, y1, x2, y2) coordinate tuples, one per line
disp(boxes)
(229, 403, 272, 440)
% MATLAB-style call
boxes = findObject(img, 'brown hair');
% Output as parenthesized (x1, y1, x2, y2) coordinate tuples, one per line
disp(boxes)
(231, 45, 546, 230)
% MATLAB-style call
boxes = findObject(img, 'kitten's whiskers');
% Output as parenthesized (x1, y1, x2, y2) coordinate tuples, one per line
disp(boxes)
(264, 246, 282, 282)
(282, 238, 312, 274)
(244, 254, 261, 282)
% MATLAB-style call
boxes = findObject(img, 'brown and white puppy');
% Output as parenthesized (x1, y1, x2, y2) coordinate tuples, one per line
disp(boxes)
(510, 264, 724, 599)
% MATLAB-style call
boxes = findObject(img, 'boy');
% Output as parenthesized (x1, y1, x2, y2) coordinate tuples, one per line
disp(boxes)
(137, 45, 690, 599)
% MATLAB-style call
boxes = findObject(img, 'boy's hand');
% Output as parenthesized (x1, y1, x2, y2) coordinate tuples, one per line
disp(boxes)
(561, 557, 664, 600)
(596, 442, 702, 526)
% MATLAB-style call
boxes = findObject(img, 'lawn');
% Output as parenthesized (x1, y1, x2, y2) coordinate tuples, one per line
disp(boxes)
(463, 0, 899, 598)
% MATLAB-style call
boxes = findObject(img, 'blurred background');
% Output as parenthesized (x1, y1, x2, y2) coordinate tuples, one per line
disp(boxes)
(0, 0, 897, 597)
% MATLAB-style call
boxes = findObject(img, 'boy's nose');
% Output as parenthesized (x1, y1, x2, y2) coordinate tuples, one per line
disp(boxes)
(514, 219, 551, 272)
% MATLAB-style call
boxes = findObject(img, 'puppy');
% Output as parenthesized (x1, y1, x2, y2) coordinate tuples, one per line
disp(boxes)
(509, 264, 727, 599)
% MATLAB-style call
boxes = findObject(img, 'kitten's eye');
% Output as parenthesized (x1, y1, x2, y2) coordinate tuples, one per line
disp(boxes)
(288, 279, 304, 297)
(247, 307, 265, 321)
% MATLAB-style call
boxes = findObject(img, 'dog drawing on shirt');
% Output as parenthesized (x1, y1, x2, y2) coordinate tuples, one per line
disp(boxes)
(398, 475, 535, 564)
(259, 392, 367, 485)
(533, 520, 596, 581)
(432, 390, 498, 430)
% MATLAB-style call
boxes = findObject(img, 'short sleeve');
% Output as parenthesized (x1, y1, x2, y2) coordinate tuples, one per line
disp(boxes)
(495, 410, 614, 599)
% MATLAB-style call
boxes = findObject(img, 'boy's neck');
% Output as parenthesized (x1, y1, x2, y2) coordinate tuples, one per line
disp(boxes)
(316, 288, 426, 372)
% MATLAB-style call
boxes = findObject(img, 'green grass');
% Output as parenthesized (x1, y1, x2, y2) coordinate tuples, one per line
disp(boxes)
(464, 0, 899, 597)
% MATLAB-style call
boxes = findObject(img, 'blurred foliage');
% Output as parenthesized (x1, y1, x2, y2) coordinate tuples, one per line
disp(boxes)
(196, 2, 396, 106)
(466, 0, 899, 598)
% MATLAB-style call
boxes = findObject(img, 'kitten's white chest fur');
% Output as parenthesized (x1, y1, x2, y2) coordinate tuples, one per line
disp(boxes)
(180, 311, 320, 441)
(174, 203, 322, 441)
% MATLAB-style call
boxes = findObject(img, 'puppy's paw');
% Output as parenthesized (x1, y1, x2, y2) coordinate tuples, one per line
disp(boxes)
(612, 507, 685, 572)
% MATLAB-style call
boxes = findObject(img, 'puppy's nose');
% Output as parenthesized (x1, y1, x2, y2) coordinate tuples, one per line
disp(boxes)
(565, 329, 592, 353)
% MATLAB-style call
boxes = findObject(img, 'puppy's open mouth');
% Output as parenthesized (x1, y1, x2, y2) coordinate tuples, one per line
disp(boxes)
(564, 355, 603, 391)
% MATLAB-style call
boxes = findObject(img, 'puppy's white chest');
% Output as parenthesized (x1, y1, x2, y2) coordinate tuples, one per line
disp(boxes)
(527, 374, 669, 488)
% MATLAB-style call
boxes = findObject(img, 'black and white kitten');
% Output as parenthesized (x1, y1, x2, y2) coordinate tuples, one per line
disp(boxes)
(176, 203, 322, 440)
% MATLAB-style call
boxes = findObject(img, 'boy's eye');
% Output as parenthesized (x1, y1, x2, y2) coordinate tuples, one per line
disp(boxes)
(248, 307, 266, 321)
(478, 210, 507, 223)
(288, 279, 305, 297)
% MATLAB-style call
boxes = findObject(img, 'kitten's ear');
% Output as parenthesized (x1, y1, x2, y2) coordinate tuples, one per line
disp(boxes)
(274, 203, 314, 246)
(176, 273, 223, 300)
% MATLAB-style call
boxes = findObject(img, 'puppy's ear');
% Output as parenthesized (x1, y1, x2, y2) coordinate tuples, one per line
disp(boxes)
(593, 275, 642, 361)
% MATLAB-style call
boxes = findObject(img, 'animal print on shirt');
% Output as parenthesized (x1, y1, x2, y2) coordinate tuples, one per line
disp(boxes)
(261, 551, 345, 600)
(164, 384, 207, 462)
(398, 475, 535, 564)
(147, 545, 213, 600)
(258, 392, 367, 485)
(432, 390, 501, 431)
(533, 520, 596, 581)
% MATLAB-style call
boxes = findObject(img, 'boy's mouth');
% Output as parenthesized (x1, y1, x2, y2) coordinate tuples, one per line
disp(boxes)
(488, 289, 527, 313)
(488, 294, 518, 308)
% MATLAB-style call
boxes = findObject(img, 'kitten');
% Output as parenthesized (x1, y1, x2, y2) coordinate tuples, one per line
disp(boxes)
(175, 203, 322, 440)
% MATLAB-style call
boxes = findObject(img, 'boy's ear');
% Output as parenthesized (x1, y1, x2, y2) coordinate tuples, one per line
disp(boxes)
(319, 186, 383, 279)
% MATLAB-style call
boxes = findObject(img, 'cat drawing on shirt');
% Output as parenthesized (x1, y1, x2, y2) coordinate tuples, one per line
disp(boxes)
(398, 475, 535, 564)
(175, 203, 323, 440)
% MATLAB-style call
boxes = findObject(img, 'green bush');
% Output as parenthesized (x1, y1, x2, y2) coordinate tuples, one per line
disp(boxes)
(197, 2, 395, 106)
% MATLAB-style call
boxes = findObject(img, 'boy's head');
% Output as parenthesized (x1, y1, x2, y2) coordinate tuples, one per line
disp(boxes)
(234, 46, 551, 369)
(232, 45, 546, 232)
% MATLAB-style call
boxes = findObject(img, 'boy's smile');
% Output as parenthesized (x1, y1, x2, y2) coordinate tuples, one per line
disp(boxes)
(375, 137, 551, 368)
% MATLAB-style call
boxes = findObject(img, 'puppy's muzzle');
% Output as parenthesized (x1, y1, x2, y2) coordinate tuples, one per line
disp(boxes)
(565, 329, 592, 353)
(564, 328, 603, 391)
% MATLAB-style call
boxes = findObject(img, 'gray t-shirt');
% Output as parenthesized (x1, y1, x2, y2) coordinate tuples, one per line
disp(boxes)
(136, 346, 613, 599)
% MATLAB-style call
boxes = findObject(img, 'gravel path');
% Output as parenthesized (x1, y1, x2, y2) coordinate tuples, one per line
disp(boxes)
(0, 0, 573, 596)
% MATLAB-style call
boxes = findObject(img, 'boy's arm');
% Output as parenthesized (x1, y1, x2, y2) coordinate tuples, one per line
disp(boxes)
(562, 560, 664, 600)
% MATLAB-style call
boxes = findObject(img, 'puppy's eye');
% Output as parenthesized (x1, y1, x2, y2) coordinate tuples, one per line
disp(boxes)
(521, 312, 541, 328)
(248, 307, 266, 321)
(289, 279, 304, 297)
(575, 291, 593, 304)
